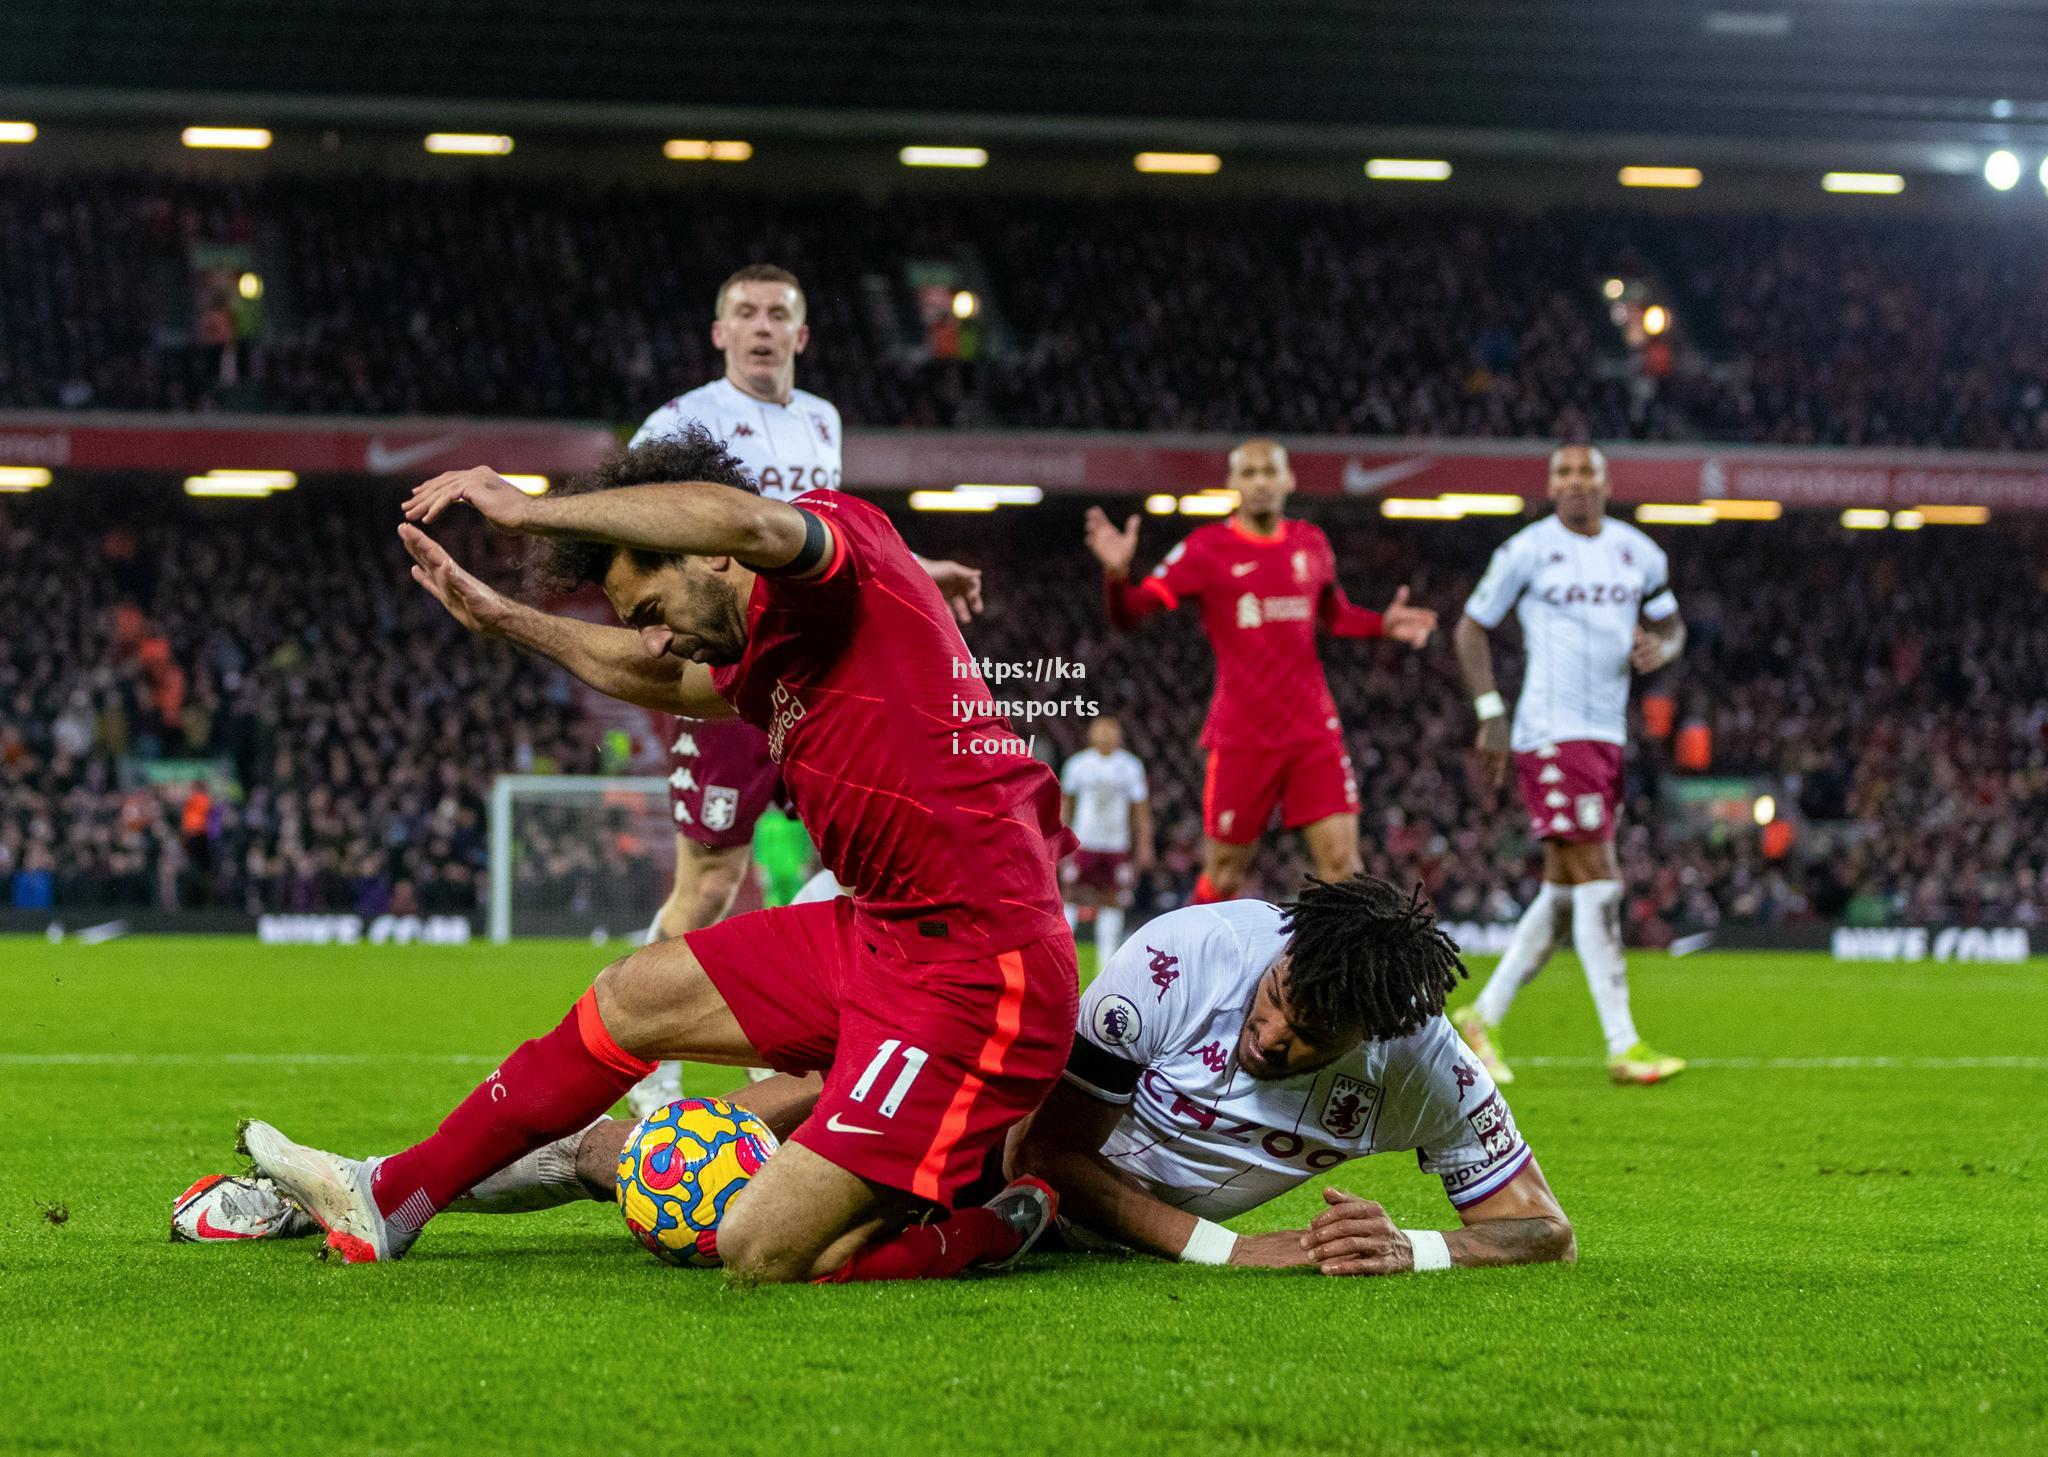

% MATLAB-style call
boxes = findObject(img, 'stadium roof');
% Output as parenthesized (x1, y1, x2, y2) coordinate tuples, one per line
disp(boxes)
(6, 0, 2048, 165)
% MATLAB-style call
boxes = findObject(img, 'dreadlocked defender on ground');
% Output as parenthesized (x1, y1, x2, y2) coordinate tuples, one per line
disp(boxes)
(231, 427, 1078, 1285)
(184, 877, 1571, 1278)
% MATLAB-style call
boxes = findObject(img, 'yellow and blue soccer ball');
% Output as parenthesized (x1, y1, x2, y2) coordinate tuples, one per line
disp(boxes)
(615, 1096, 778, 1267)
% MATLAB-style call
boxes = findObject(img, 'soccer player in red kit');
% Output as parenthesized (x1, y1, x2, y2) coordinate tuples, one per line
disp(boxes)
(237, 428, 1077, 1284)
(1084, 439, 1436, 902)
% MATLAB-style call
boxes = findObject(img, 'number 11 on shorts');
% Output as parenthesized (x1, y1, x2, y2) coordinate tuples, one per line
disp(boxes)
(849, 1039, 928, 1118)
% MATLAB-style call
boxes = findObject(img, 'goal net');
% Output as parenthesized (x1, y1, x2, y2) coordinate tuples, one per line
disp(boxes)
(488, 774, 675, 942)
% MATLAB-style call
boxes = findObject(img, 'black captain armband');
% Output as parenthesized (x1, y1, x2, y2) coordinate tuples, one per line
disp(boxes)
(1066, 1031, 1144, 1101)
(755, 508, 831, 578)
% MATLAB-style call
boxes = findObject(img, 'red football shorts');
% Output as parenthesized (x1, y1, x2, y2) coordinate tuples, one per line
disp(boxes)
(1202, 736, 1360, 844)
(1514, 740, 1625, 844)
(665, 715, 786, 851)
(685, 895, 1079, 1207)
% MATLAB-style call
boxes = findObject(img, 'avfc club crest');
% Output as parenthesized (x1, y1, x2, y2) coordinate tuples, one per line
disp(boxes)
(1318, 1074, 1381, 1140)
(701, 785, 740, 833)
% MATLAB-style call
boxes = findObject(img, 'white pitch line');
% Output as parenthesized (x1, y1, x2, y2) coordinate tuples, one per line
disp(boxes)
(1516, 1055, 2048, 1071)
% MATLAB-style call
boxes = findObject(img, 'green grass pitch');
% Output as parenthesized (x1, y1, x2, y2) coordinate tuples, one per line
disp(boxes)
(2, 936, 2043, 1455)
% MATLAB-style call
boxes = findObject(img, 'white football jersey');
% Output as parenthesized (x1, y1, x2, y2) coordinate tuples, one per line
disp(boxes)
(629, 377, 843, 501)
(1462, 513, 1679, 752)
(1060, 747, 1149, 853)
(1068, 901, 1531, 1221)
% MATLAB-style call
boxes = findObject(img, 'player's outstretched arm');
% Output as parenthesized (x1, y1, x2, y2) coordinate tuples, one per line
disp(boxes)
(1454, 612, 1511, 788)
(402, 466, 815, 575)
(1302, 1158, 1574, 1277)
(1008, 1081, 1315, 1269)
(912, 554, 985, 625)
(400, 524, 733, 718)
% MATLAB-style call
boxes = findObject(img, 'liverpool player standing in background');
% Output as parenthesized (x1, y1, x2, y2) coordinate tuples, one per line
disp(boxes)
(626, 264, 983, 1112)
(1451, 444, 1688, 1086)
(1083, 440, 1436, 904)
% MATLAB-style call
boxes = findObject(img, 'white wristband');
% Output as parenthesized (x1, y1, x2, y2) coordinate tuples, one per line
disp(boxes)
(1179, 1217, 1239, 1266)
(1403, 1228, 1452, 1271)
(1474, 691, 1506, 722)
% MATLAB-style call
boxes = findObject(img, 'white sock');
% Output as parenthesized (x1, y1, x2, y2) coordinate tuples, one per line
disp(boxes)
(1064, 903, 1079, 932)
(792, 868, 844, 905)
(1095, 906, 1125, 964)
(1475, 882, 1571, 1026)
(643, 909, 668, 946)
(450, 1128, 595, 1214)
(1571, 879, 1639, 1056)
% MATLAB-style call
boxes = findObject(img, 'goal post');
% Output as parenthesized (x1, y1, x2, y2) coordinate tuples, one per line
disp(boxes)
(488, 774, 674, 943)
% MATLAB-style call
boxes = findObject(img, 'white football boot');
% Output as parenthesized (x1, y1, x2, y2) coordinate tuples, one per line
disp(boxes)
(237, 1120, 417, 1264)
(170, 1174, 317, 1242)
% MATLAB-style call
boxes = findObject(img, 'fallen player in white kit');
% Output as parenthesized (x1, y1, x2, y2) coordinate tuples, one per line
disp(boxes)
(177, 876, 1571, 1277)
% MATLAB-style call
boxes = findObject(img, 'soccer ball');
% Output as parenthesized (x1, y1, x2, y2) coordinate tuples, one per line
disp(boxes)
(615, 1096, 778, 1267)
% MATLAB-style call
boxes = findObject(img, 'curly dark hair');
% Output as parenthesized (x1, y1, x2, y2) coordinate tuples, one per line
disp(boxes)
(527, 424, 759, 596)
(1277, 875, 1468, 1042)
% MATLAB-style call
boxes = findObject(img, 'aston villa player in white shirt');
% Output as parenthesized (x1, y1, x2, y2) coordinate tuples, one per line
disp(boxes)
(1452, 444, 1688, 1087)
(1059, 714, 1154, 970)
(1009, 878, 1574, 1275)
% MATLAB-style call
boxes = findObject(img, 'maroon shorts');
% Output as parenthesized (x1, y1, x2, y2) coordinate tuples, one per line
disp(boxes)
(685, 896, 1079, 1207)
(665, 715, 784, 851)
(1061, 849, 1134, 900)
(1514, 740, 1625, 844)
(1202, 736, 1360, 844)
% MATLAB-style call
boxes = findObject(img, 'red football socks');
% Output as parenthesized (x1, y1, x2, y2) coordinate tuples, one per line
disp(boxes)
(1191, 873, 1224, 905)
(819, 1207, 1016, 1284)
(372, 989, 654, 1231)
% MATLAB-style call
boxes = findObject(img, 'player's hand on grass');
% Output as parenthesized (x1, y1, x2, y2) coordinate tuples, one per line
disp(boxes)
(1382, 586, 1438, 648)
(1474, 715, 1510, 791)
(924, 558, 985, 624)
(1225, 1229, 1319, 1270)
(1084, 507, 1140, 578)
(402, 466, 534, 531)
(399, 524, 509, 638)
(1303, 1187, 1415, 1277)
(1630, 624, 1670, 674)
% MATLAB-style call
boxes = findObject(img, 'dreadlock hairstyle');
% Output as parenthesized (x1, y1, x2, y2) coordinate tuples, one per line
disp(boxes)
(527, 423, 759, 597)
(1277, 875, 1468, 1042)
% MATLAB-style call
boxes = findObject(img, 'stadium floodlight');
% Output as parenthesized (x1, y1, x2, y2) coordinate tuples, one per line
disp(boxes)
(900, 146, 987, 168)
(1891, 510, 1924, 531)
(0, 122, 35, 144)
(185, 469, 295, 498)
(1603, 278, 1626, 300)
(1840, 508, 1891, 529)
(951, 290, 979, 319)
(1705, 498, 1783, 521)
(1178, 493, 1237, 515)
(237, 272, 263, 300)
(424, 133, 513, 155)
(1985, 150, 2022, 191)
(664, 139, 751, 161)
(909, 490, 998, 511)
(1753, 794, 1777, 826)
(1135, 152, 1221, 175)
(953, 484, 1043, 505)
(1643, 305, 1670, 335)
(1635, 504, 1719, 525)
(1913, 504, 1990, 525)
(182, 127, 272, 150)
(1365, 158, 1451, 181)
(1439, 494, 1525, 516)
(1381, 498, 1466, 520)
(1822, 172, 1904, 194)
(0, 466, 53, 490)
(1144, 494, 1178, 515)
(501, 475, 550, 495)
(1619, 166, 1702, 189)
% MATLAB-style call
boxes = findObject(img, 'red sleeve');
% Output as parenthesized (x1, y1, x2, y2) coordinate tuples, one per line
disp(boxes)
(1319, 583, 1383, 639)
(763, 491, 864, 598)
(1104, 528, 1206, 631)
(1106, 575, 1174, 629)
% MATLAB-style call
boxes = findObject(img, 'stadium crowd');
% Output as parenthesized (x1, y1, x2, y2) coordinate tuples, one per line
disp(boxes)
(5, 484, 2043, 933)
(8, 172, 2048, 446)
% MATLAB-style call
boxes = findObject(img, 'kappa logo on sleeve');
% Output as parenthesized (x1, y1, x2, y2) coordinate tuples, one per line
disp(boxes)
(1093, 994, 1141, 1047)
(1147, 946, 1180, 1001)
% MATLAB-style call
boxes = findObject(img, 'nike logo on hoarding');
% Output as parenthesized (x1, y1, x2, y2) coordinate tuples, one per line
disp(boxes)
(824, 1113, 884, 1136)
(365, 434, 464, 474)
(1341, 457, 1432, 495)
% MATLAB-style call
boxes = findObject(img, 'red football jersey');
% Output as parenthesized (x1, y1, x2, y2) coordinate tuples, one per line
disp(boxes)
(711, 490, 1076, 962)
(1143, 517, 1367, 748)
